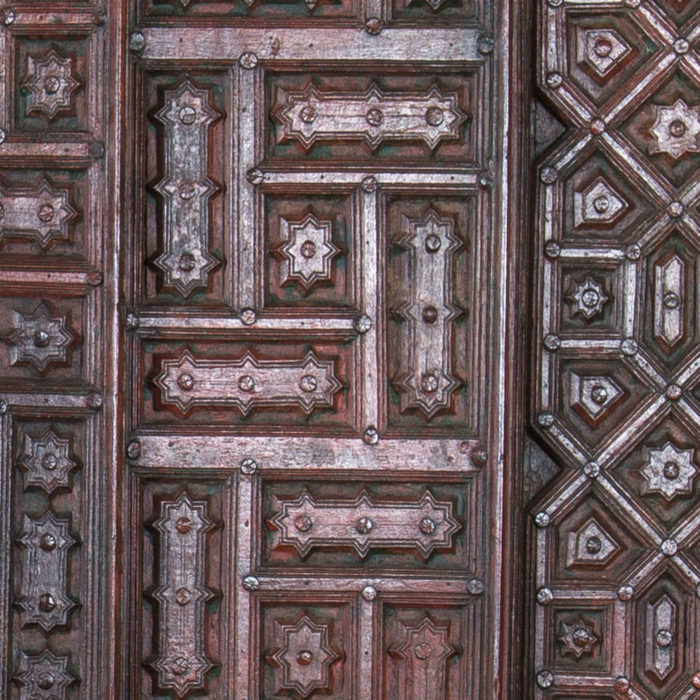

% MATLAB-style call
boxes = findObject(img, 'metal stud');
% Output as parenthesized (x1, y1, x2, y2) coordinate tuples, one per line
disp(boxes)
(242, 575, 260, 591)
(361, 585, 377, 601)
(240, 458, 258, 475)
(537, 587, 553, 605)
(129, 32, 145, 51)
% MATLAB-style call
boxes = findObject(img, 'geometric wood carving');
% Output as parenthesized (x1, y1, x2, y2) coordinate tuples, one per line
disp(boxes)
(153, 80, 220, 296)
(273, 83, 467, 150)
(388, 616, 456, 700)
(154, 349, 342, 415)
(21, 50, 79, 120)
(0, 178, 78, 248)
(15, 649, 74, 700)
(8, 302, 75, 372)
(278, 213, 339, 291)
(394, 210, 461, 418)
(270, 489, 460, 558)
(17, 512, 76, 631)
(18, 429, 77, 494)
(152, 493, 214, 696)
(269, 614, 339, 698)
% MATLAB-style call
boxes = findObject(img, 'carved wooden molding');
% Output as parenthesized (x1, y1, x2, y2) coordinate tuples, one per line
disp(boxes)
(0, 178, 78, 248)
(273, 83, 467, 150)
(8, 302, 75, 373)
(154, 349, 342, 415)
(269, 614, 339, 698)
(17, 512, 76, 631)
(388, 617, 456, 700)
(394, 209, 461, 418)
(270, 489, 460, 558)
(153, 80, 220, 297)
(152, 492, 214, 696)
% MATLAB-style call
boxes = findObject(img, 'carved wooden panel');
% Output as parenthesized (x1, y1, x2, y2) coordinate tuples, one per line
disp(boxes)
(532, 0, 700, 696)
(0, 1, 112, 699)
(121, 0, 511, 693)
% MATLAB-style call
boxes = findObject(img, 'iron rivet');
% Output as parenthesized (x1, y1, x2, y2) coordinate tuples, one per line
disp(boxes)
(125, 313, 139, 330)
(692, 672, 700, 688)
(240, 308, 257, 325)
(0, 128, 6, 144)
(625, 244, 641, 261)
(242, 575, 259, 591)
(617, 585, 634, 601)
(247, 168, 264, 185)
(354, 314, 372, 334)
(478, 36, 494, 55)
(666, 384, 682, 400)
(87, 392, 103, 408)
(544, 241, 561, 258)
(590, 118, 606, 135)
(239, 52, 258, 69)
(540, 167, 558, 184)
(537, 587, 553, 605)
(127, 440, 141, 460)
(534, 511, 550, 527)
(661, 538, 678, 556)
(620, 338, 638, 356)
(673, 38, 690, 55)
(668, 201, 683, 217)
(537, 412, 554, 428)
(584, 461, 600, 479)
(0, 400, 7, 414)
(363, 427, 379, 445)
(361, 175, 377, 193)
(241, 458, 258, 475)
(536, 670, 554, 688)
(543, 334, 560, 351)
(365, 17, 382, 34)
(361, 585, 377, 601)
(546, 72, 563, 89)
(613, 676, 630, 693)
(87, 271, 103, 286)
(129, 32, 145, 51)
(467, 578, 485, 595)
(3, 9, 15, 25)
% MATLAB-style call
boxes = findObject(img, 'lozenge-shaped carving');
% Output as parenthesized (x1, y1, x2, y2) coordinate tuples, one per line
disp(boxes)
(389, 617, 456, 700)
(394, 209, 461, 418)
(645, 594, 676, 680)
(154, 349, 342, 415)
(653, 254, 684, 351)
(270, 489, 460, 558)
(153, 80, 220, 296)
(17, 512, 76, 631)
(0, 177, 78, 248)
(273, 83, 466, 150)
(152, 492, 214, 696)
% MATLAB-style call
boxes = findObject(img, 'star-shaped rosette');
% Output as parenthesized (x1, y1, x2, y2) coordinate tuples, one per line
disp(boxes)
(650, 99, 700, 160)
(22, 50, 79, 120)
(558, 618, 599, 658)
(640, 441, 697, 501)
(19, 429, 78, 493)
(8, 301, 75, 372)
